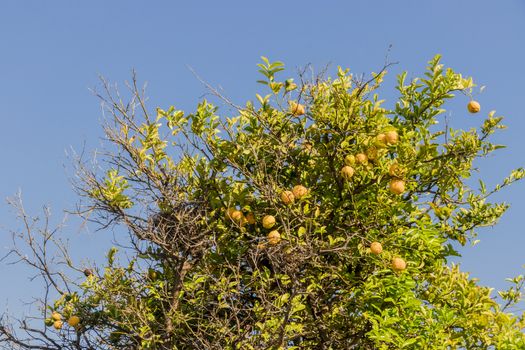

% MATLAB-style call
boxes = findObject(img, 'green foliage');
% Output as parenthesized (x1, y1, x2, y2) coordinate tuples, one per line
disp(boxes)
(89, 169, 133, 209)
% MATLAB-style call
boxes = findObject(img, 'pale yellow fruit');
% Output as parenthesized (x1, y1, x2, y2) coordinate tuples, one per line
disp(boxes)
(225, 208, 235, 220)
(467, 100, 480, 113)
(292, 185, 308, 199)
(340, 166, 355, 180)
(385, 130, 399, 145)
(262, 215, 276, 229)
(344, 154, 356, 166)
(53, 320, 63, 330)
(370, 242, 383, 255)
(239, 215, 248, 227)
(289, 101, 306, 116)
(355, 153, 368, 165)
(230, 210, 244, 222)
(68, 316, 80, 327)
(267, 230, 281, 245)
(245, 212, 256, 225)
(389, 179, 405, 195)
(392, 257, 407, 271)
(281, 190, 295, 205)
(51, 312, 62, 321)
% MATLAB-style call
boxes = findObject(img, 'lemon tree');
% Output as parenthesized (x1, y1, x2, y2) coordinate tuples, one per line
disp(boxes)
(2, 55, 525, 349)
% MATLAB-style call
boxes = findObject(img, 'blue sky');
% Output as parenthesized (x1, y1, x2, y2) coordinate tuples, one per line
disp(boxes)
(1, 1, 524, 314)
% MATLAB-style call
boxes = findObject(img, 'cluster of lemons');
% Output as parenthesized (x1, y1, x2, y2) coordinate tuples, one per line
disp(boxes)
(224, 208, 256, 228)
(364, 100, 481, 272)
(340, 129, 406, 195)
(224, 185, 308, 248)
(45, 311, 80, 331)
(225, 100, 481, 270)
(367, 241, 407, 272)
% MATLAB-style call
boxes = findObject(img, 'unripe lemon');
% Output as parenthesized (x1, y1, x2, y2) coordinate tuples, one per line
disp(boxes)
(344, 154, 356, 166)
(389, 179, 405, 195)
(51, 312, 62, 321)
(340, 166, 355, 180)
(467, 100, 480, 113)
(262, 215, 276, 229)
(292, 185, 308, 199)
(289, 101, 306, 116)
(392, 257, 407, 271)
(355, 153, 368, 165)
(68, 316, 80, 327)
(148, 268, 158, 280)
(267, 230, 281, 245)
(281, 190, 295, 205)
(385, 130, 399, 145)
(370, 242, 383, 255)
(245, 212, 256, 225)
(53, 320, 63, 330)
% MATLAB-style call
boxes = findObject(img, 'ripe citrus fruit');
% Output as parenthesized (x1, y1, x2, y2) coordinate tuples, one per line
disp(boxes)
(51, 312, 62, 321)
(467, 100, 480, 113)
(262, 215, 276, 229)
(355, 153, 368, 165)
(239, 215, 249, 227)
(392, 257, 407, 271)
(281, 190, 295, 205)
(53, 320, 63, 330)
(340, 166, 355, 180)
(68, 316, 80, 327)
(267, 230, 281, 245)
(225, 208, 235, 220)
(292, 185, 308, 199)
(389, 179, 405, 195)
(230, 210, 244, 222)
(245, 212, 256, 225)
(385, 130, 399, 145)
(370, 242, 383, 255)
(289, 101, 306, 116)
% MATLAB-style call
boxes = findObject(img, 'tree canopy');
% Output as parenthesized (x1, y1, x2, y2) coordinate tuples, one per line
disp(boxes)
(1, 55, 525, 349)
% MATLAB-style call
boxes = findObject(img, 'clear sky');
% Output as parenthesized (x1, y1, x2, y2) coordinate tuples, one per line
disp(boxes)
(1, 1, 524, 315)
